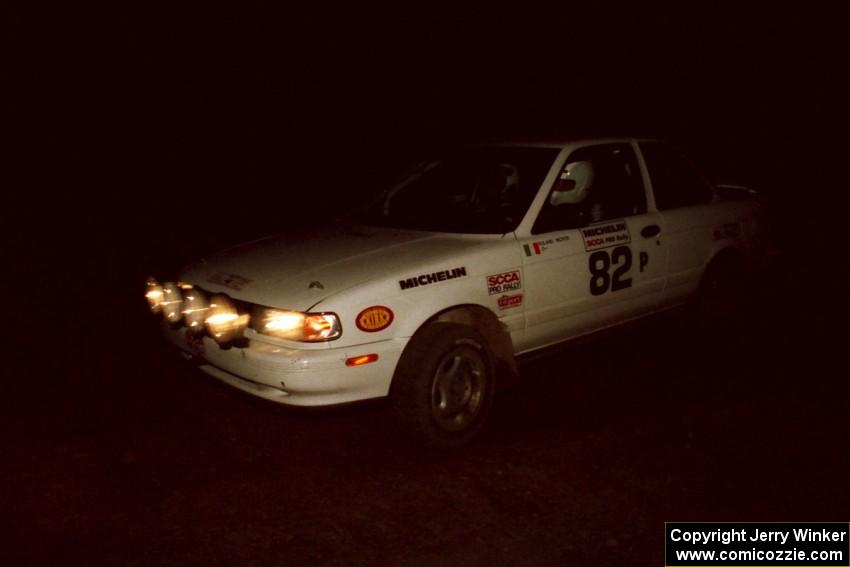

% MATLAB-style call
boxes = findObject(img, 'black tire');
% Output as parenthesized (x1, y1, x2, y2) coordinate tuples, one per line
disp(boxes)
(390, 322, 496, 448)
(692, 255, 744, 341)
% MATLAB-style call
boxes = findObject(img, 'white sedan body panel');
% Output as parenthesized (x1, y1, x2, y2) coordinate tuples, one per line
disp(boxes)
(517, 211, 668, 353)
(158, 138, 771, 406)
(165, 230, 529, 405)
(657, 199, 766, 304)
(163, 324, 410, 405)
(314, 232, 527, 344)
(181, 228, 526, 348)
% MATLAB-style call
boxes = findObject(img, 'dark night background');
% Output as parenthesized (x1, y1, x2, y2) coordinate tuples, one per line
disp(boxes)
(4, 4, 849, 566)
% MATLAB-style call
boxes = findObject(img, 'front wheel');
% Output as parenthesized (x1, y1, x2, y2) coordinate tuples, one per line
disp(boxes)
(390, 322, 495, 448)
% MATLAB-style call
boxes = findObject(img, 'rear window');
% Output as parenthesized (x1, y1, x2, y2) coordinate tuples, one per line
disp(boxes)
(640, 142, 714, 209)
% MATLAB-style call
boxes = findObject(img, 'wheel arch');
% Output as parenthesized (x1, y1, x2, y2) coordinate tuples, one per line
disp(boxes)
(691, 245, 749, 336)
(692, 245, 747, 309)
(412, 303, 518, 386)
(703, 245, 745, 280)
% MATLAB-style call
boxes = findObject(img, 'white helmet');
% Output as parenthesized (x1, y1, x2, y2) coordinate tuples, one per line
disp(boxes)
(549, 160, 595, 206)
(499, 163, 520, 195)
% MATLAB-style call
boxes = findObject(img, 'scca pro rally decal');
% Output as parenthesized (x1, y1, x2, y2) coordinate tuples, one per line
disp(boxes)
(497, 293, 523, 310)
(486, 270, 522, 295)
(399, 267, 467, 291)
(581, 220, 631, 251)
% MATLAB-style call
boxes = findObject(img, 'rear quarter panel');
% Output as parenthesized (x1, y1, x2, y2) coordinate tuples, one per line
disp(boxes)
(661, 196, 770, 303)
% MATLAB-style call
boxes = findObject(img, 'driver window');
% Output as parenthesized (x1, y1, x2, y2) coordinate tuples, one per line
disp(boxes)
(532, 143, 646, 234)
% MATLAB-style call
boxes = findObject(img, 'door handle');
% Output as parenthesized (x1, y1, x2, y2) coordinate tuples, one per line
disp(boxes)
(641, 224, 661, 238)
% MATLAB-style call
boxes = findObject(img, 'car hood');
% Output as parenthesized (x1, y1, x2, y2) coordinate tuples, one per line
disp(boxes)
(180, 224, 487, 310)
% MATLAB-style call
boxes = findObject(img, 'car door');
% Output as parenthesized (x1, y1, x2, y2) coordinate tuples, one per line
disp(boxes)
(638, 142, 716, 304)
(518, 142, 668, 351)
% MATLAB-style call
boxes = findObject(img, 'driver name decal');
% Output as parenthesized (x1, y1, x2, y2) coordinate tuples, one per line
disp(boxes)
(399, 267, 467, 290)
(581, 221, 631, 251)
(523, 241, 549, 256)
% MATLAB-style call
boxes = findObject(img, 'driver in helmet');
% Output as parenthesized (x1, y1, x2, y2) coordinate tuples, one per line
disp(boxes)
(548, 160, 603, 223)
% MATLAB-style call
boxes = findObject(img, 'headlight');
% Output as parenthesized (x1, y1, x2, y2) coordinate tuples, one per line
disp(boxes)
(182, 287, 209, 331)
(145, 277, 164, 313)
(161, 282, 184, 323)
(255, 308, 341, 342)
(205, 294, 249, 343)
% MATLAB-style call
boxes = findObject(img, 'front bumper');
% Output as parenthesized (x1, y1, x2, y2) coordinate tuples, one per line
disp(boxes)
(163, 323, 408, 406)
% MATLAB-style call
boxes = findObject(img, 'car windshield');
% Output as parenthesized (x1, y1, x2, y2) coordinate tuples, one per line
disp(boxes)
(355, 147, 559, 234)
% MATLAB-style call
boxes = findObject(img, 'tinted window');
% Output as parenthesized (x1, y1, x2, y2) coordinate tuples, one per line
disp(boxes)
(533, 143, 646, 234)
(640, 142, 714, 209)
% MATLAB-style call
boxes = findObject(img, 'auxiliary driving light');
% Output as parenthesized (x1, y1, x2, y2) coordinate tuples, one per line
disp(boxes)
(205, 294, 249, 343)
(145, 277, 164, 313)
(182, 287, 209, 331)
(161, 282, 184, 323)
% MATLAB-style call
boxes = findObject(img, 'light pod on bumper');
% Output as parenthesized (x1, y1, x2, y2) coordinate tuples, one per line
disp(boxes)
(145, 277, 164, 313)
(161, 282, 184, 323)
(182, 287, 209, 332)
(205, 294, 249, 343)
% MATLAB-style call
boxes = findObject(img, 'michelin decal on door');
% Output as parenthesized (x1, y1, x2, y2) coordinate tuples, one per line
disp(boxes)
(581, 220, 631, 252)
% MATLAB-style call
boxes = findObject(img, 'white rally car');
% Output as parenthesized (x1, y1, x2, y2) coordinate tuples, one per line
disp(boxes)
(147, 138, 771, 446)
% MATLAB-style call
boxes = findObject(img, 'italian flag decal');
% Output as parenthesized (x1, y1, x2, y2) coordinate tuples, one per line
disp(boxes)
(523, 242, 543, 256)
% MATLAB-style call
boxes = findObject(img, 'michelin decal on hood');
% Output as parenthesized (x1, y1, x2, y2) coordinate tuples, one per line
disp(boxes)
(399, 267, 467, 291)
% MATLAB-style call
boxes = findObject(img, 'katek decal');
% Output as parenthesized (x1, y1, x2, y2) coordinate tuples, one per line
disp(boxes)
(497, 293, 523, 310)
(207, 272, 252, 291)
(581, 220, 631, 251)
(399, 267, 467, 290)
(355, 306, 394, 332)
(486, 270, 522, 295)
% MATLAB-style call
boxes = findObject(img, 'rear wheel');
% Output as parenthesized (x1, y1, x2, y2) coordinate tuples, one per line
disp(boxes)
(390, 322, 495, 448)
(693, 255, 745, 341)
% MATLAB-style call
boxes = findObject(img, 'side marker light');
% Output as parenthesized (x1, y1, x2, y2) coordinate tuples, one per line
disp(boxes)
(345, 354, 379, 367)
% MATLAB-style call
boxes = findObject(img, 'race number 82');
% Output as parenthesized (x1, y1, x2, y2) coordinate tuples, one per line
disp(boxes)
(589, 246, 632, 295)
